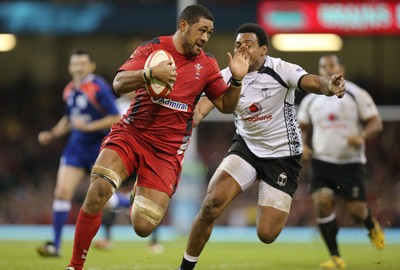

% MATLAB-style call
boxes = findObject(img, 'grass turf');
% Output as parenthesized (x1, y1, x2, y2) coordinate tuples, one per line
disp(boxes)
(0, 238, 398, 270)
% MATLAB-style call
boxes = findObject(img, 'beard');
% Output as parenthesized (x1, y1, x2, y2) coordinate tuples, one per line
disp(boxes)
(182, 35, 201, 58)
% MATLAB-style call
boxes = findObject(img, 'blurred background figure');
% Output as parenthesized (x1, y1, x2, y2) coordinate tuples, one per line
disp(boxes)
(298, 54, 385, 269)
(36, 49, 121, 257)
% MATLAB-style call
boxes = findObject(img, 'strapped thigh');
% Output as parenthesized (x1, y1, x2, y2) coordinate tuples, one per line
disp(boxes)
(131, 195, 165, 226)
(216, 154, 257, 191)
(258, 181, 292, 213)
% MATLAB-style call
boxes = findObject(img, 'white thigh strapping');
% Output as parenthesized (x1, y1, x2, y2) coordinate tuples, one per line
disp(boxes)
(258, 181, 292, 213)
(216, 154, 257, 191)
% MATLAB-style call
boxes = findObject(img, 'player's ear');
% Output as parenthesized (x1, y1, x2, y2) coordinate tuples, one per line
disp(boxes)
(260, 44, 268, 57)
(91, 62, 96, 72)
(178, 19, 189, 35)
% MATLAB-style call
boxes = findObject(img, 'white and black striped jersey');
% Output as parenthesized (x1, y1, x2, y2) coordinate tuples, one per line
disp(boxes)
(297, 80, 379, 164)
(221, 56, 308, 158)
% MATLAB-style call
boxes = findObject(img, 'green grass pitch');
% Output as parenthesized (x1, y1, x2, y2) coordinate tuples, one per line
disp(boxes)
(0, 238, 398, 270)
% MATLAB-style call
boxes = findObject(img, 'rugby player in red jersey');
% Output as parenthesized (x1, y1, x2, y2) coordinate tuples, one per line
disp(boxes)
(65, 4, 249, 270)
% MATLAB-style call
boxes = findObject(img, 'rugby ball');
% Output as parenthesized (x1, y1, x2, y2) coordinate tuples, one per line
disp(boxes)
(144, 49, 175, 98)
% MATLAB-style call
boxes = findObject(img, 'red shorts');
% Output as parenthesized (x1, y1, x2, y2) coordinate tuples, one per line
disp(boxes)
(101, 123, 184, 197)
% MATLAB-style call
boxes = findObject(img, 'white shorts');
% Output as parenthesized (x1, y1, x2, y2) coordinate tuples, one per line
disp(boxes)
(216, 154, 292, 213)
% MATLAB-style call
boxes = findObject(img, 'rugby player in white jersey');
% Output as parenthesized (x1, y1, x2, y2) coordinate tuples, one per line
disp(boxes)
(297, 54, 384, 269)
(177, 23, 346, 270)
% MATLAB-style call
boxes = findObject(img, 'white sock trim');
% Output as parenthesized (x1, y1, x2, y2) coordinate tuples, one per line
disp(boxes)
(52, 199, 71, 211)
(184, 252, 199, 262)
(316, 212, 336, 224)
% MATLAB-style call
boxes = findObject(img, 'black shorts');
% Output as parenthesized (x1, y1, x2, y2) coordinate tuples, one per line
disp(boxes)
(227, 134, 302, 197)
(309, 158, 367, 200)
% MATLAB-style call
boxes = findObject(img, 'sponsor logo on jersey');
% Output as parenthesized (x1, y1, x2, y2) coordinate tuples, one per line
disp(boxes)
(246, 102, 262, 115)
(244, 102, 273, 122)
(328, 113, 337, 121)
(244, 114, 273, 122)
(151, 97, 188, 112)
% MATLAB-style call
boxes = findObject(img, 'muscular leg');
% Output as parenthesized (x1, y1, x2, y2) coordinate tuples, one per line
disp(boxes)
(130, 185, 170, 237)
(346, 200, 369, 223)
(346, 200, 385, 250)
(312, 189, 341, 257)
(256, 182, 291, 244)
(68, 148, 129, 270)
(181, 170, 242, 269)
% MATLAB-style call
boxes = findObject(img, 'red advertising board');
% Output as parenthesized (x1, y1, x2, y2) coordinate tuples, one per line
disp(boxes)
(257, 1, 400, 35)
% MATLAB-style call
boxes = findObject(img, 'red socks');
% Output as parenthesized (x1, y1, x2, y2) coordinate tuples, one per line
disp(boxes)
(68, 209, 102, 270)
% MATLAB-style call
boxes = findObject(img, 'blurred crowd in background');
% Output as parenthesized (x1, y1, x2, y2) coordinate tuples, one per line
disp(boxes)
(1, 0, 400, 230)
(0, 76, 399, 228)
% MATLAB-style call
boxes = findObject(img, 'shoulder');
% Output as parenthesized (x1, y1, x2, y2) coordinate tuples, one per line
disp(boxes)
(130, 36, 165, 59)
(62, 81, 74, 100)
(199, 51, 220, 72)
(204, 51, 217, 60)
(345, 80, 373, 101)
(266, 56, 307, 77)
(92, 75, 112, 89)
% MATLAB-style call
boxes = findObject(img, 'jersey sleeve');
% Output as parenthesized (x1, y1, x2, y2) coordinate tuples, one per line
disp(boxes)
(356, 88, 380, 121)
(118, 44, 152, 72)
(280, 60, 308, 88)
(203, 55, 228, 100)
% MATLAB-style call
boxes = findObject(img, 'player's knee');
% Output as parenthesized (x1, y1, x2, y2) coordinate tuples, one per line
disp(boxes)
(257, 229, 278, 244)
(199, 195, 224, 221)
(312, 189, 334, 216)
(132, 220, 156, 237)
(131, 195, 165, 237)
(54, 186, 74, 200)
(83, 177, 115, 214)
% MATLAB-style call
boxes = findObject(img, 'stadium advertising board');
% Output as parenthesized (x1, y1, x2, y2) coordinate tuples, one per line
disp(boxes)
(258, 1, 400, 35)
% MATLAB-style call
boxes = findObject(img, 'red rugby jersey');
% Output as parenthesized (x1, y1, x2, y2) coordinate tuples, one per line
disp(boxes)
(118, 35, 228, 155)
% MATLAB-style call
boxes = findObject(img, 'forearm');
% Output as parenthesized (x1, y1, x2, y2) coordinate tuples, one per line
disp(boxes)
(217, 77, 243, 113)
(193, 97, 215, 128)
(301, 74, 344, 97)
(86, 115, 121, 132)
(50, 116, 71, 138)
(113, 70, 147, 94)
(361, 115, 383, 139)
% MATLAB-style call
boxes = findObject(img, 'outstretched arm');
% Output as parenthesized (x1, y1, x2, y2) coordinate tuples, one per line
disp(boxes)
(300, 74, 346, 98)
(38, 115, 71, 146)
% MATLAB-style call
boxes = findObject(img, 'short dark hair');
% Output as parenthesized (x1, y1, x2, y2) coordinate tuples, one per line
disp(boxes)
(178, 4, 214, 25)
(70, 48, 94, 62)
(236, 23, 269, 47)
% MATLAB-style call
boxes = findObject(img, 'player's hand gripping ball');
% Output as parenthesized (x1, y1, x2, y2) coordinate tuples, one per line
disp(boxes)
(144, 50, 175, 98)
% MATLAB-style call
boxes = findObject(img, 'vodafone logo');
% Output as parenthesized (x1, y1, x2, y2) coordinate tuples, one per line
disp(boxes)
(244, 102, 272, 122)
(246, 102, 262, 115)
(328, 113, 337, 121)
(244, 114, 273, 122)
